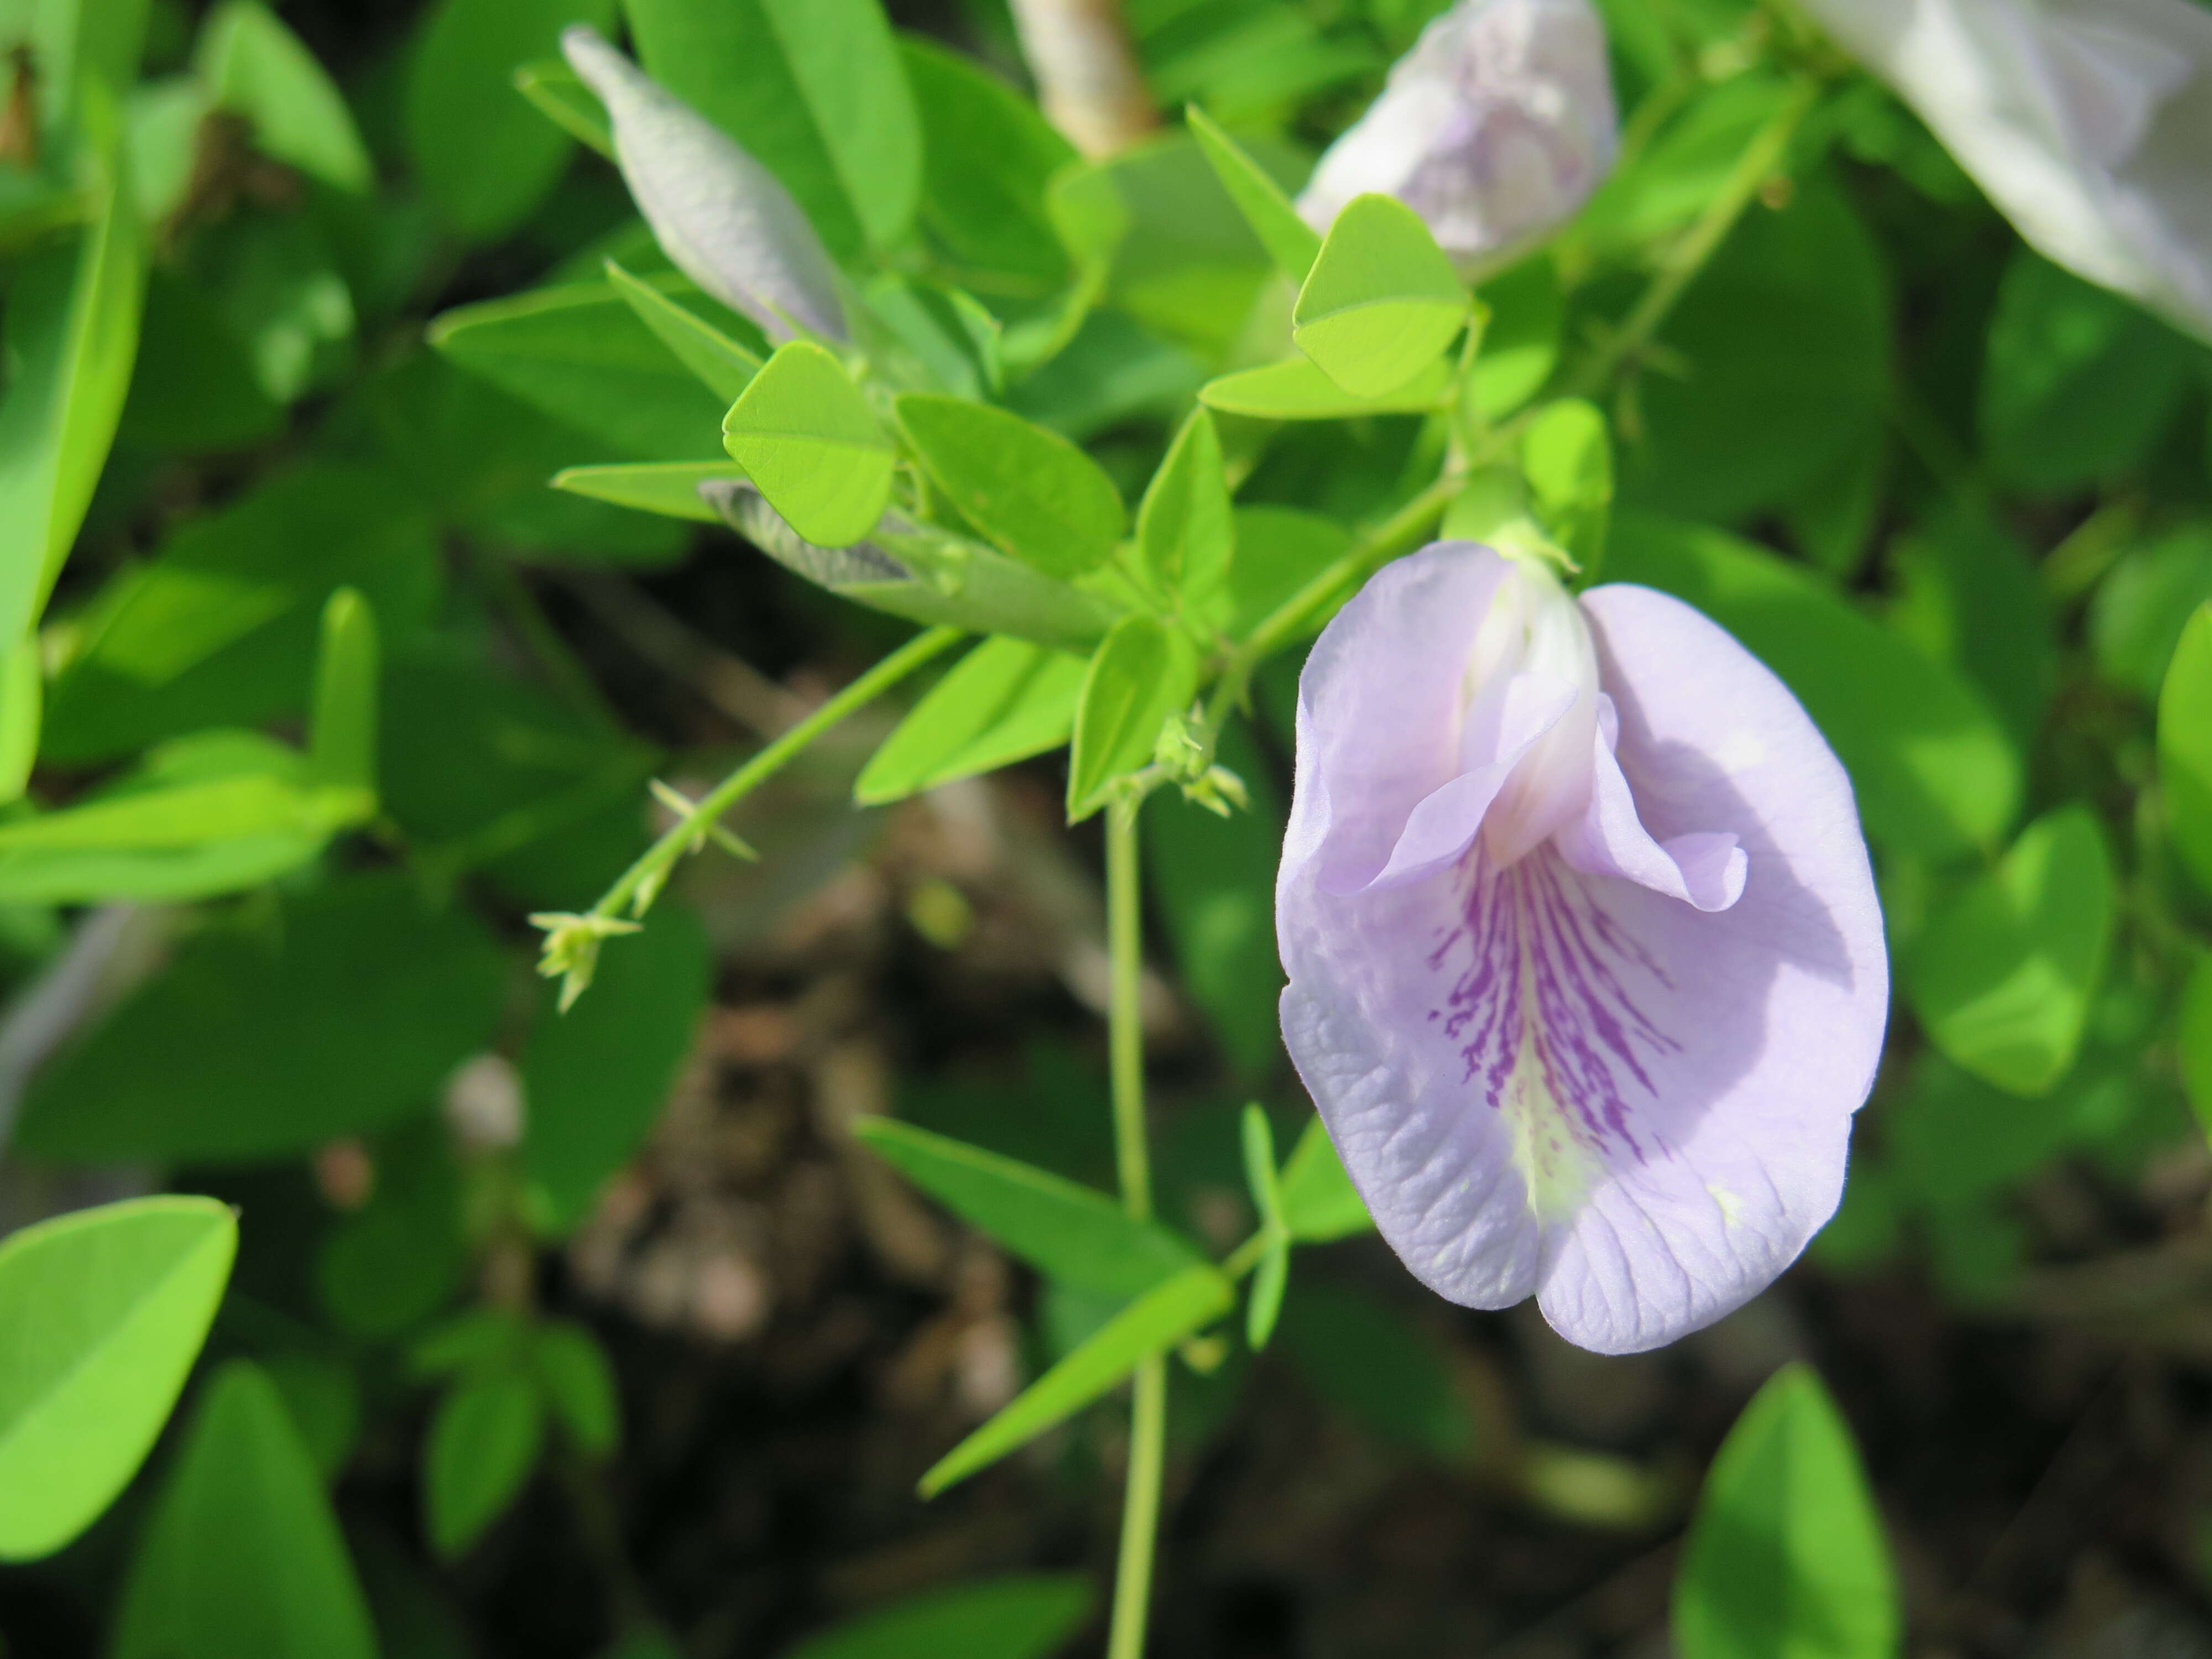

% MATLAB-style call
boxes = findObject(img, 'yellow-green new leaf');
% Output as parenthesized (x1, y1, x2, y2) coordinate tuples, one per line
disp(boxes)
(425, 1370, 544, 1558)
(0, 1198, 237, 1561)
(1138, 405, 1233, 611)
(2162, 603, 2212, 894)
(723, 342, 894, 547)
(1239, 1106, 1290, 1350)
(919, 1264, 1232, 1496)
(1200, 354, 1454, 421)
(854, 637, 1087, 806)
(554, 461, 741, 523)
(1292, 194, 1468, 399)
(197, 1, 374, 192)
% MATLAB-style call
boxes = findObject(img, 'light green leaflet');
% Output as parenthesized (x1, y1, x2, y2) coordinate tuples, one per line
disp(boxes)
(0, 1197, 237, 1562)
(1292, 194, 1469, 399)
(1673, 1364, 1897, 1659)
(514, 59, 613, 158)
(1470, 256, 1563, 420)
(1239, 1107, 1289, 1350)
(784, 1574, 1093, 1659)
(1186, 105, 1319, 283)
(2162, 603, 2212, 894)
(1137, 405, 1233, 612)
(1907, 806, 2113, 1097)
(1066, 615, 1201, 822)
(723, 342, 895, 547)
(919, 1264, 1232, 1496)
(606, 257, 761, 400)
(1521, 399, 1613, 576)
(897, 394, 1125, 580)
(853, 1118, 1204, 1300)
(555, 461, 742, 523)
(1199, 353, 1454, 420)
(0, 85, 146, 653)
(114, 1361, 379, 1659)
(426, 1370, 544, 1557)
(854, 637, 1088, 806)
(197, 1, 373, 192)
(1277, 1114, 1371, 1241)
(0, 635, 40, 804)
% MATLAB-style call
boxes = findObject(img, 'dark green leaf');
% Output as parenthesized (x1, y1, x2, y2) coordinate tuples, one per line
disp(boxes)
(533, 1322, 620, 1458)
(606, 257, 760, 401)
(1277, 1281, 1472, 1465)
(425, 1370, 542, 1558)
(1469, 255, 1562, 421)
(902, 36, 1073, 287)
(2162, 603, 2212, 894)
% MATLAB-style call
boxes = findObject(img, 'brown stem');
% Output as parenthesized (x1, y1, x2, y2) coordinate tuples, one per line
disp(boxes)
(1006, 0, 1157, 158)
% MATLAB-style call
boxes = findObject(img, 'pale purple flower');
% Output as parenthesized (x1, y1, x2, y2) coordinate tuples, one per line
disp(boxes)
(1276, 546, 1888, 1354)
(561, 25, 845, 342)
(1798, 0, 2212, 342)
(1296, 0, 1618, 274)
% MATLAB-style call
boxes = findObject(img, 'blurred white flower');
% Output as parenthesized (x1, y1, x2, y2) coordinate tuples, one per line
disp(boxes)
(1801, 0, 2212, 341)
(1297, 0, 1619, 273)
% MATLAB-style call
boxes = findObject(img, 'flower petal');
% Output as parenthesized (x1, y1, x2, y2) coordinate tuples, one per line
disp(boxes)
(1552, 693, 1747, 911)
(562, 26, 845, 342)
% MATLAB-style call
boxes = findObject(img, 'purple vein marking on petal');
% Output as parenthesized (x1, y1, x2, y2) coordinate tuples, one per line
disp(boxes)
(1428, 844, 1685, 1186)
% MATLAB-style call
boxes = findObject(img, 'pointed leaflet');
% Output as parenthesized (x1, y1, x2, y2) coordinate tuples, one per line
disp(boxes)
(854, 637, 1088, 807)
(554, 461, 741, 524)
(1187, 105, 1321, 283)
(308, 588, 378, 799)
(723, 342, 894, 547)
(197, 1, 373, 192)
(622, 0, 919, 259)
(1066, 615, 1201, 822)
(1277, 1114, 1371, 1241)
(1138, 406, 1233, 610)
(919, 1264, 1232, 1496)
(0, 638, 38, 805)
(1673, 1365, 1896, 1659)
(1470, 255, 1563, 420)
(852, 1119, 1204, 1300)
(1906, 805, 2114, 1097)
(1200, 354, 1454, 420)
(2163, 603, 2212, 895)
(1292, 194, 1469, 399)
(1240, 1107, 1289, 1350)
(0, 1198, 237, 1562)
(606, 258, 760, 400)
(113, 1361, 378, 1659)
(904, 38, 1076, 287)
(514, 59, 613, 156)
(425, 1370, 544, 1558)
(0, 84, 146, 651)
(897, 394, 1124, 580)
(1521, 398, 1612, 576)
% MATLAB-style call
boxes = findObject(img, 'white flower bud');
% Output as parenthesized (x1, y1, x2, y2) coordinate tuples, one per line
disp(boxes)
(562, 25, 845, 342)
(1800, 0, 2212, 342)
(1297, 0, 1619, 273)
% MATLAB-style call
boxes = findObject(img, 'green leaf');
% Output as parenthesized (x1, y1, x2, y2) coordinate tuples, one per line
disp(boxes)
(606, 258, 761, 401)
(117, 267, 284, 454)
(624, 0, 920, 259)
(319, 1121, 467, 1339)
(308, 588, 378, 795)
(522, 906, 710, 1232)
(1186, 104, 1320, 283)
(1886, 505, 2053, 754)
(1981, 250, 2199, 495)
(197, 1, 373, 192)
(0, 634, 39, 804)
(783, 1575, 1093, 1659)
(2181, 956, 2212, 1142)
(919, 1264, 1232, 1496)
(1277, 1281, 1472, 1465)
(2163, 603, 2212, 895)
(2090, 524, 2212, 700)
(514, 59, 613, 157)
(532, 1322, 620, 1458)
(1672, 1364, 1896, 1659)
(114, 1361, 379, 1659)
(896, 394, 1125, 579)
(1292, 194, 1469, 399)
(1066, 615, 1201, 822)
(0, 93, 145, 650)
(1521, 398, 1612, 577)
(18, 872, 507, 1163)
(1469, 255, 1562, 421)
(1906, 806, 2114, 1096)
(1144, 721, 1285, 1074)
(552, 461, 740, 524)
(262, 1354, 361, 1483)
(1608, 513, 2021, 859)
(44, 462, 441, 765)
(902, 36, 1074, 287)
(852, 1118, 1205, 1300)
(1227, 505, 1352, 638)
(723, 341, 894, 547)
(0, 1198, 236, 1562)
(1138, 405, 1233, 611)
(405, 0, 617, 241)
(1199, 353, 1454, 420)
(425, 1370, 543, 1558)
(854, 637, 1087, 806)
(1277, 1115, 1372, 1241)
(431, 281, 730, 461)
(1240, 1107, 1289, 1351)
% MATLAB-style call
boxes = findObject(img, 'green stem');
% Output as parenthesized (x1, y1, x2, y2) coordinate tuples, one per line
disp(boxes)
(1107, 1356, 1168, 1659)
(591, 625, 962, 920)
(1103, 793, 1165, 1659)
